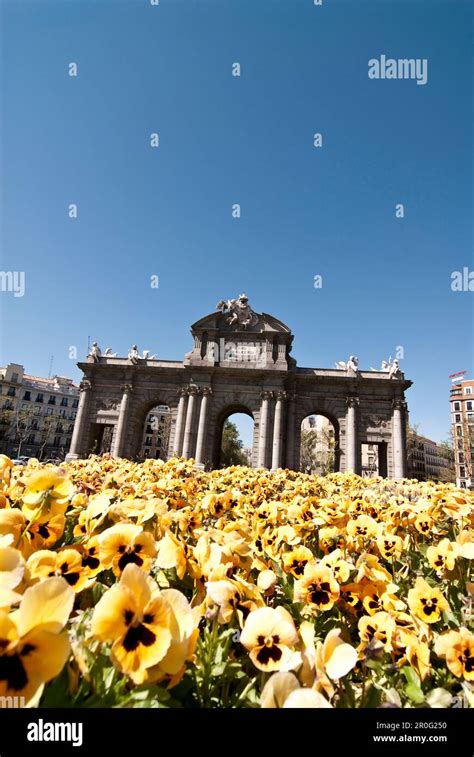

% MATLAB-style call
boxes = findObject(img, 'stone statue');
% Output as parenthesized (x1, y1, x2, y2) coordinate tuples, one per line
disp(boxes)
(370, 359, 390, 372)
(128, 345, 141, 364)
(388, 358, 403, 379)
(216, 293, 259, 329)
(104, 347, 117, 357)
(335, 355, 359, 374)
(88, 341, 101, 362)
(142, 350, 157, 360)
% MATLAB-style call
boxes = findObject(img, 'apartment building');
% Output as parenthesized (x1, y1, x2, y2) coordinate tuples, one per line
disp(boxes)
(0, 363, 79, 460)
(450, 377, 474, 488)
(407, 431, 454, 482)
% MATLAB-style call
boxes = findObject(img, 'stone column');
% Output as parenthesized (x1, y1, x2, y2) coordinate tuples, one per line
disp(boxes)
(392, 399, 407, 479)
(257, 391, 272, 468)
(271, 391, 286, 470)
(182, 385, 198, 459)
(285, 392, 296, 469)
(195, 387, 212, 465)
(66, 379, 92, 460)
(345, 396, 359, 473)
(173, 388, 188, 455)
(112, 383, 133, 458)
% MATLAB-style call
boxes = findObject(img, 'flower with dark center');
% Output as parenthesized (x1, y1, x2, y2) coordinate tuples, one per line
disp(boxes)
(240, 606, 300, 672)
(99, 523, 156, 577)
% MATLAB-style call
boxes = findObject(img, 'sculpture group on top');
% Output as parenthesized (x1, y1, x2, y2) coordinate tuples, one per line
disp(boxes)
(87, 342, 156, 363)
(216, 293, 259, 329)
(335, 354, 404, 379)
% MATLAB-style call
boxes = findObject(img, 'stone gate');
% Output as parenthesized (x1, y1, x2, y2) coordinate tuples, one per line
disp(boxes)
(67, 295, 412, 478)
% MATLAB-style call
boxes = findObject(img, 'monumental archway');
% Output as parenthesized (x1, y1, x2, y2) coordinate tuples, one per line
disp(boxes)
(212, 404, 255, 469)
(67, 294, 412, 479)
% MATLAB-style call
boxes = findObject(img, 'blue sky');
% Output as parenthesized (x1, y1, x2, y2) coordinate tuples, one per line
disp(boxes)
(1, 0, 472, 447)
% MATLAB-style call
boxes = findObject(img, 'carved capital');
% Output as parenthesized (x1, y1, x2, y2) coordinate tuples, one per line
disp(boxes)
(261, 390, 273, 401)
(392, 399, 407, 412)
(276, 390, 288, 402)
(187, 385, 199, 397)
(79, 378, 92, 392)
(201, 386, 213, 397)
(346, 396, 360, 409)
(121, 383, 133, 395)
(177, 387, 188, 398)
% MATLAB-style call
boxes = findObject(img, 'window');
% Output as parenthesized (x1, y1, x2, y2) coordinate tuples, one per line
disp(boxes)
(454, 402, 461, 411)
(53, 436, 61, 447)
(31, 420, 38, 431)
(467, 413, 474, 422)
(11, 372, 19, 383)
(61, 397, 68, 407)
(459, 466, 466, 478)
(72, 399, 79, 409)
(455, 414, 461, 423)
(70, 411, 77, 420)
(36, 393, 44, 403)
(46, 407, 53, 416)
(145, 436, 152, 446)
(456, 426, 462, 436)
(7, 386, 16, 397)
(22, 403, 30, 410)
(144, 448, 150, 457)
(458, 453, 464, 463)
(27, 434, 35, 444)
(23, 391, 31, 401)
(59, 408, 66, 418)
(467, 401, 473, 411)
(465, 387, 472, 395)
(34, 406, 41, 416)
(48, 396, 56, 405)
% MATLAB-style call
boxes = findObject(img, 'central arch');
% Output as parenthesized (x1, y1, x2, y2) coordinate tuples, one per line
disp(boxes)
(212, 404, 255, 469)
(295, 408, 341, 473)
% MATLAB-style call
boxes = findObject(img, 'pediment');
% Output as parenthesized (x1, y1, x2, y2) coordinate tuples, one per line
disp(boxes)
(191, 311, 292, 336)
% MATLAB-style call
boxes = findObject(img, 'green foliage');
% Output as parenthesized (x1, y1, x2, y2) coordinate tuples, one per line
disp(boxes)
(220, 420, 249, 467)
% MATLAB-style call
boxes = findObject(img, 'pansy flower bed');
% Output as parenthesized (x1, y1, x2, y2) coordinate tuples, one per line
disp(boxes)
(0, 454, 472, 709)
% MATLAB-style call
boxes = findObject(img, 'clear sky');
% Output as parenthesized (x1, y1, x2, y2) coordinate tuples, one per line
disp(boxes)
(1, 0, 472, 448)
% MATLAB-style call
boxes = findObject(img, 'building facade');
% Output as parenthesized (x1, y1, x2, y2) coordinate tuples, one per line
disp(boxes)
(140, 405, 171, 460)
(0, 363, 79, 460)
(406, 432, 454, 482)
(66, 296, 412, 478)
(450, 377, 474, 488)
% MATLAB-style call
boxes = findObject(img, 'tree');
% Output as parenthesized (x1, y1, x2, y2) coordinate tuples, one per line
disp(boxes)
(437, 432, 456, 483)
(155, 414, 171, 460)
(406, 423, 421, 478)
(0, 405, 37, 458)
(37, 414, 61, 461)
(300, 426, 336, 475)
(220, 420, 248, 467)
